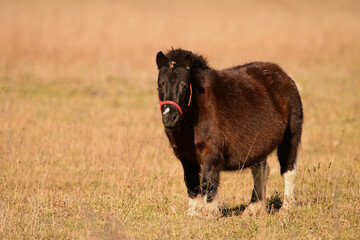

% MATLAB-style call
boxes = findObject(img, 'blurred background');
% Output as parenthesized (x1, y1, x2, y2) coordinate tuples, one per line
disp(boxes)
(1, 0, 359, 81)
(0, 0, 359, 238)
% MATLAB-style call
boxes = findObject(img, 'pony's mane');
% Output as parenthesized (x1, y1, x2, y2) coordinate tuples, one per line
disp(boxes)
(165, 48, 209, 71)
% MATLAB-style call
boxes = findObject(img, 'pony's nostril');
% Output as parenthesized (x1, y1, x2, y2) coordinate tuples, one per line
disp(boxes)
(172, 113, 178, 121)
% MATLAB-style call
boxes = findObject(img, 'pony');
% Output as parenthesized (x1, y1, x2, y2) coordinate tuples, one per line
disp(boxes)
(156, 48, 303, 217)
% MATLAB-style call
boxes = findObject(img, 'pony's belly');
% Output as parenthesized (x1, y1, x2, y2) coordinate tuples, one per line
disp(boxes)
(222, 126, 285, 170)
(223, 151, 270, 171)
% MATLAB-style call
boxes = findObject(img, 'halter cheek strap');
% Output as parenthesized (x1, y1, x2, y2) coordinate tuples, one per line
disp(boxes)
(158, 83, 192, 115)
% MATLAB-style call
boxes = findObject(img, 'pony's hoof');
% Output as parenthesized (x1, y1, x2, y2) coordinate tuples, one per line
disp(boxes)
(279, 198, 296, 215)
(187, 195, 203, 217)
(200, 201, 221, 219)
(242, 201, 266, 217)
(187, 208, 201, 217)
(280, 196, 296, 211)
(187, 196, 220, 219)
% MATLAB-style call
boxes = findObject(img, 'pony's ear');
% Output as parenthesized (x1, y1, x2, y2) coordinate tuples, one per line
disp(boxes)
(156, 51, 168, 69)
(184, 54, 192, 70)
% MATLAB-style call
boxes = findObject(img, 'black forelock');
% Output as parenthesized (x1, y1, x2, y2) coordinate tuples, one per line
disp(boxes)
(165, 48, 209, 70)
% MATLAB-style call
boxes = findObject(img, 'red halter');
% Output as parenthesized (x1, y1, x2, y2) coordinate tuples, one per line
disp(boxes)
(158, 83, 192, 115)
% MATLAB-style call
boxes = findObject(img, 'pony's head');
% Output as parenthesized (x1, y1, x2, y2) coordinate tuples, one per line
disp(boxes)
(156, 51, 193, 129)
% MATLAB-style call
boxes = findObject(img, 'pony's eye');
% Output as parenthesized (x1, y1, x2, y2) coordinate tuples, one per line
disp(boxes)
(182, 84, 188, 90)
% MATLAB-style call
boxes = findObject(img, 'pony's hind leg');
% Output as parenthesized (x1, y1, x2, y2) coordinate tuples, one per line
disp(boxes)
(282, 165, 296, 210)
(243, 159, 270, 216)
(277, 119, 302, 210)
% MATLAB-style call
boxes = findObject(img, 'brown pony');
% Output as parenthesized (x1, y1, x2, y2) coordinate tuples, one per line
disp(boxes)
(156, 48, 303, 217)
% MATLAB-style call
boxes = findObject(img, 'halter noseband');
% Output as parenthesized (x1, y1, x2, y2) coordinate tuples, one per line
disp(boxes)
(158, 83, 192, 115)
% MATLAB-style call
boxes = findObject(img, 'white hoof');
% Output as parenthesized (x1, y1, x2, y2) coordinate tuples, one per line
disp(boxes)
(187, 195, 203, 217)
(280, 195, 296, 212)
(200, 199, 221, 219)
(243, 201, 267, 217)
(188, 196, 221, 218)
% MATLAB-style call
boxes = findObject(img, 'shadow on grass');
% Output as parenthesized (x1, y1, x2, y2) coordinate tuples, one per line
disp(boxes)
(267, 191, 283, 214)
(221, 204, 247, 217)
(221, 192, 283, 217)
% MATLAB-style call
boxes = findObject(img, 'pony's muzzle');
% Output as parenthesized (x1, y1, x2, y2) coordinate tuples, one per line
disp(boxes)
(162, 107, 180, 128)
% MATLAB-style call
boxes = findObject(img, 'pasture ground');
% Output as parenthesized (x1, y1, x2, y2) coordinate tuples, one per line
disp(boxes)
(1, 0, 359, 239)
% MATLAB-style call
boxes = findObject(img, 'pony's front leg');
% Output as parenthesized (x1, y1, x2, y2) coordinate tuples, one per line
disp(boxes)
(180, 160, 202, 216)
(200, 157, 221, 218)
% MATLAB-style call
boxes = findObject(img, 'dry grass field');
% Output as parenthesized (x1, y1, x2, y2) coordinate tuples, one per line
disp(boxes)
(1, 0, 360, 239)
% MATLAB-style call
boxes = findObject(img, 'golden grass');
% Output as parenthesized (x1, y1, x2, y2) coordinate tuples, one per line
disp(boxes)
(1, 0, 360, 238)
